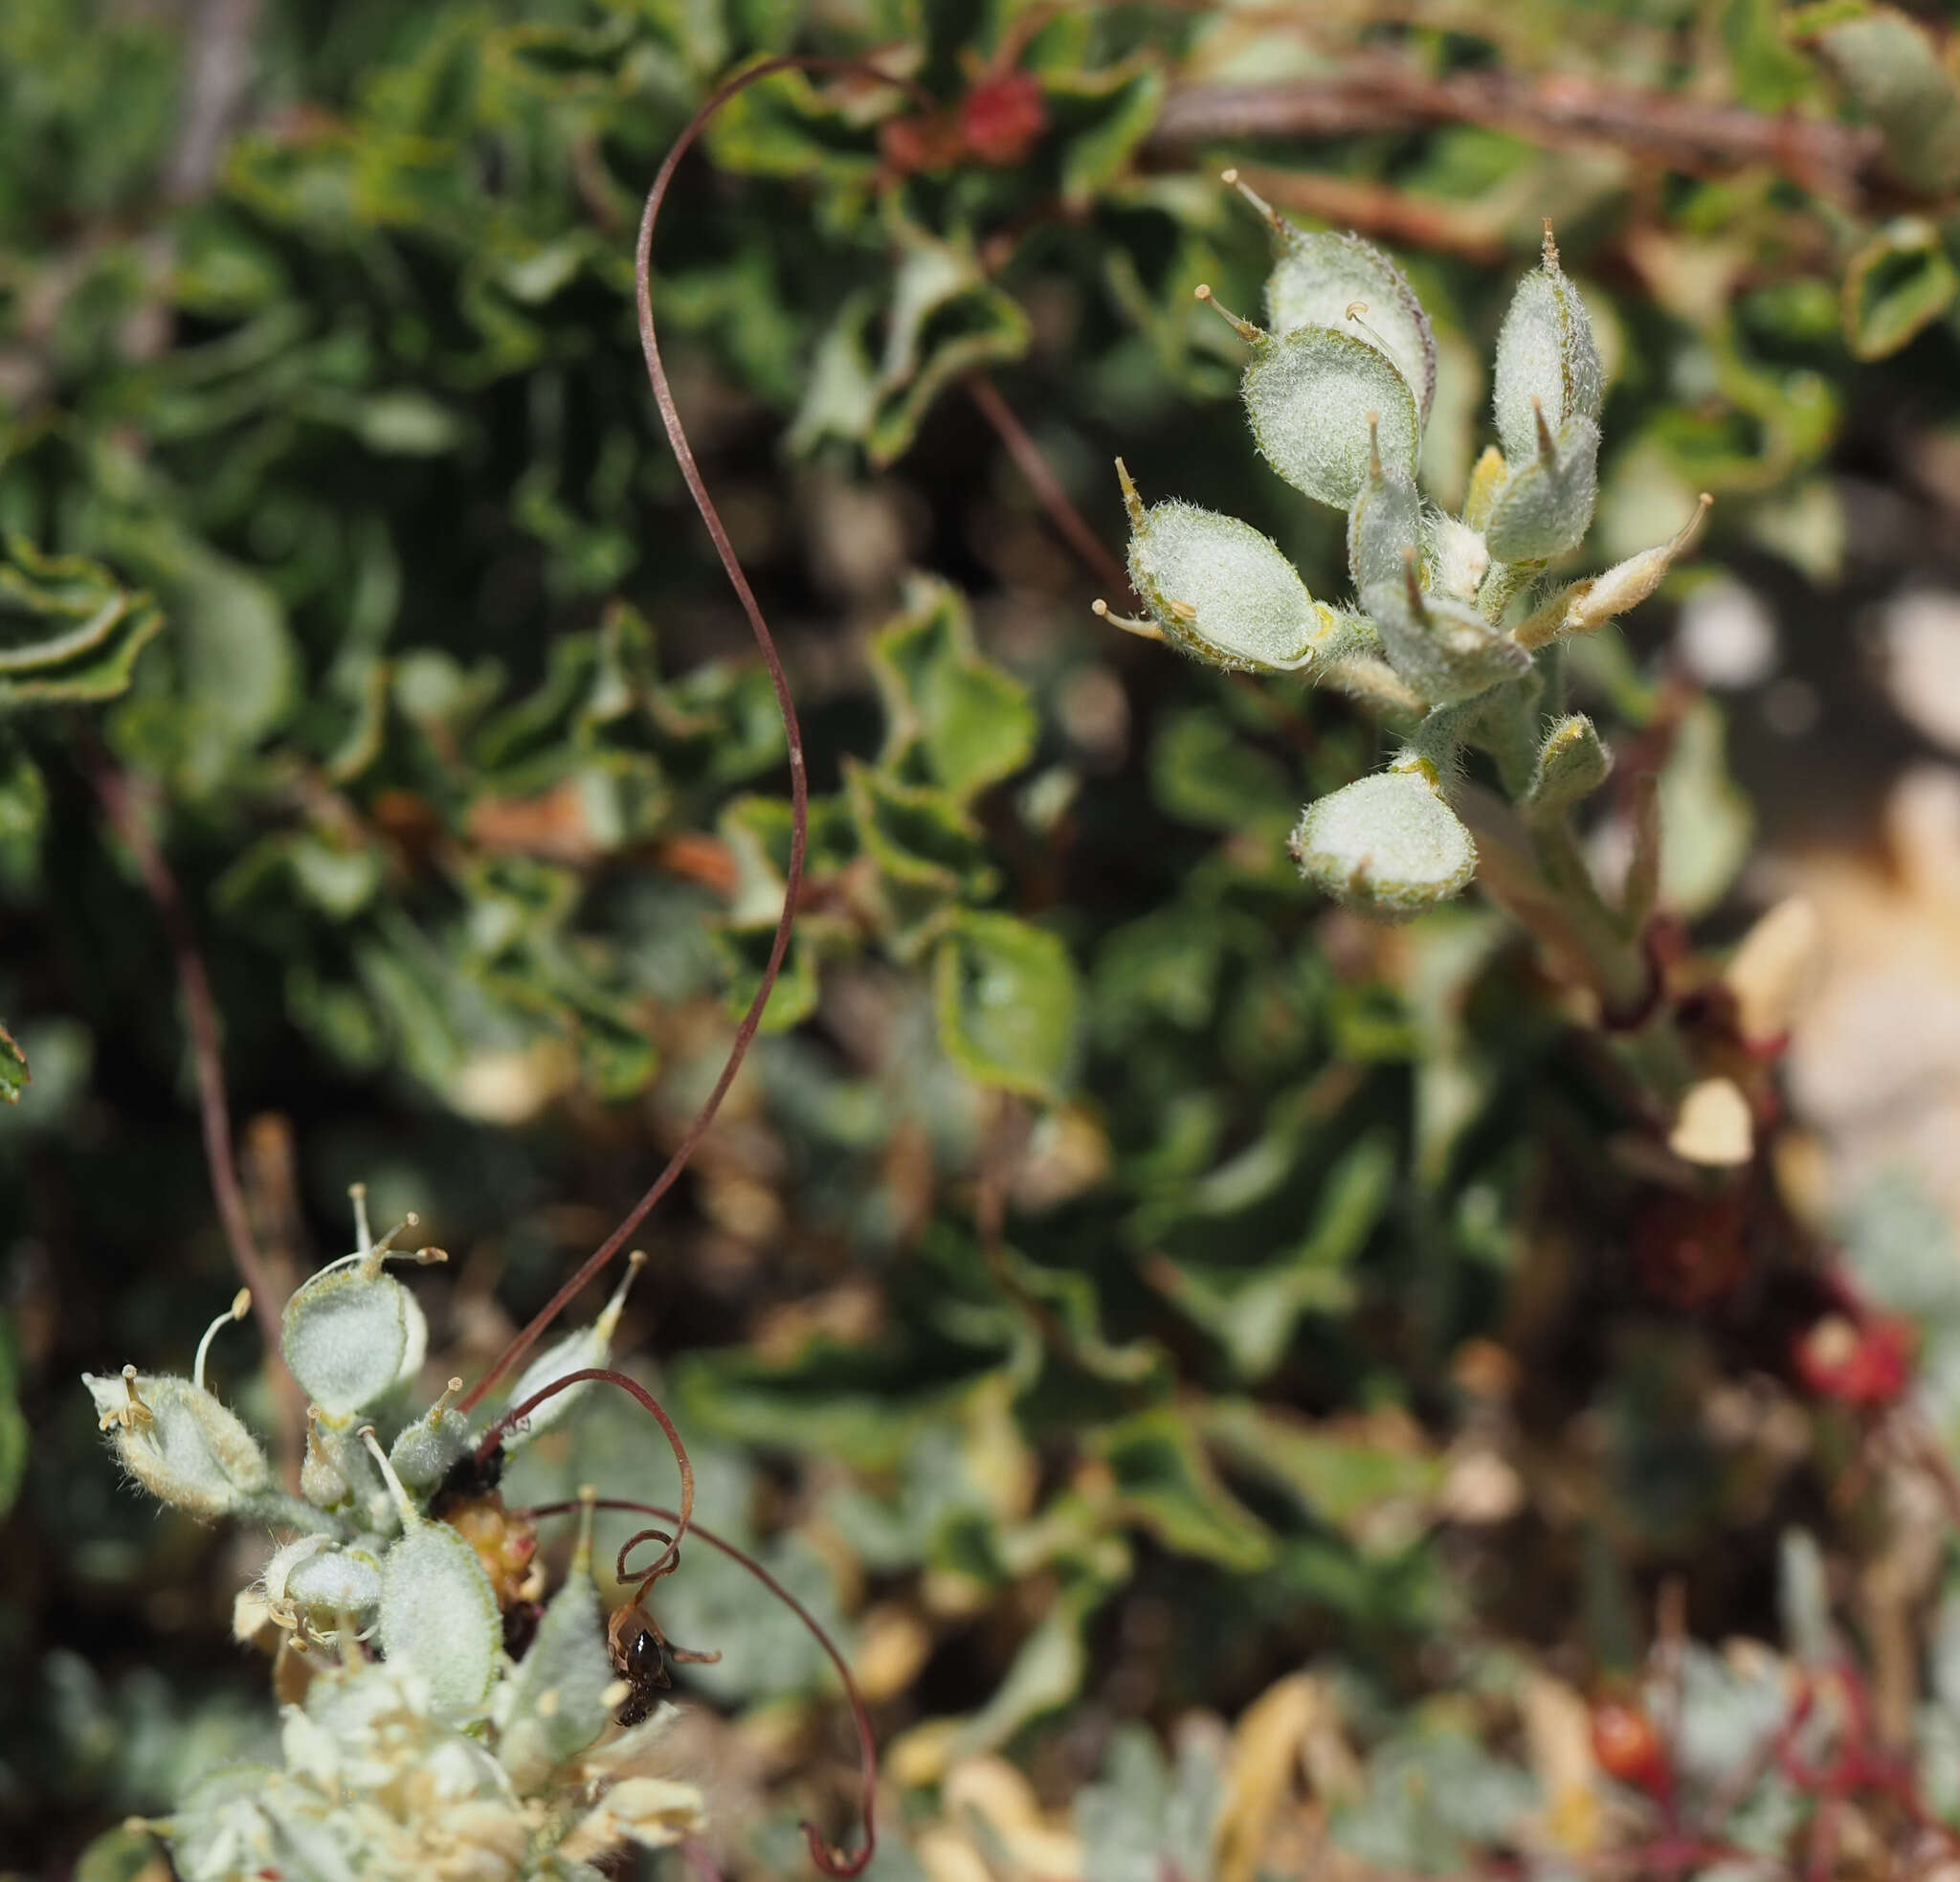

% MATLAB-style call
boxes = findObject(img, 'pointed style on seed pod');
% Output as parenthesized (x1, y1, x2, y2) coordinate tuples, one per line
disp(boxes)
(300, 1407, 351, 1512)
(1289, 754, 1478, 918)
(1492, 224, 1603, 468)
(498, 1487, 617, 1793)
(388, 1376, 471, 1493)
(366, 1426, 501, 1714)
(81, 1365, 271, 1520)
(1347, 421, 1421, 593)
(499, 1248, 650, 1451)
(1482, 409, 1600, 563)
(1361, 551, 1530, 706)
(1118, 459, 1340, 672)
(281, 1194, 447, 1423)
(1232, 172, 1437, 423)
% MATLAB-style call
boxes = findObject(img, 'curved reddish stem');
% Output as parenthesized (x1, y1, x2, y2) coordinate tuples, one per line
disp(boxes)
(521, 1494, 879, 1876)
(462, 56, 926, 1418)
(478, 1368, 693, 1583)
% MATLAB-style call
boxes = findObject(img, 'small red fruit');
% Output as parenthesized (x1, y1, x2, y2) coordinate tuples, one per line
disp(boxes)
(1592, 1699, 1672, 1799)
(958, 73, 1047, 167)
(1793, 1311, 1914, 1407)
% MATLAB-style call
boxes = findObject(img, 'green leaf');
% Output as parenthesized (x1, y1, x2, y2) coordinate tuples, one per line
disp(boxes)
(74, 1826, 167, 1882)
(1148, 706, 1296, 837)
(1049, 57, 1167, 209)
(934, 910, 1080, 1100)
(0, 535, 165, 708)
(1147, 1133, 1395, 1378)
(94, 516, 295, 784)
(0, 1311, 27, 1516)
(1202, 1400, 1445, 1544)
(1655, 698, 1752, 917)
(786, 228, 1035, 465)
(848, 759, 995, 899)
(1843, 216, 1959, 361)
(871, 576, 1036, 800)
(1795, 1, 1960, 194)
(1089, 1404, 1274, 1571)
(0, 1019, 28, 1107)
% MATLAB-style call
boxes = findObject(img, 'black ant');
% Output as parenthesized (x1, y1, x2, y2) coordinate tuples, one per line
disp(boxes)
(430, 1436, 504, 1519)
(607, 1522, 721, 1727)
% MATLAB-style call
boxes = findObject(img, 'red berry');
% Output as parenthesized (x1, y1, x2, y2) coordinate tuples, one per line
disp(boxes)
(958, 73, 1047, 167)
(1793, 1311, 1915, 1406)
(1592, 1700, 1672, 1798)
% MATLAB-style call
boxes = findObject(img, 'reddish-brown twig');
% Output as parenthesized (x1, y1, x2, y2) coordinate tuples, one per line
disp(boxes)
(1147, 63, 1887, 209)
(462, 56, 924, 1416)
(85, 748, 304, 1467)
(967, 373, 1133, 599)
(520, 1494, 880, 1877)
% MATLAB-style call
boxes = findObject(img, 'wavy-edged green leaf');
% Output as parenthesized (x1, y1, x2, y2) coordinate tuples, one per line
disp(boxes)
(0, 537, 165, 708)
(1796, 1, 1960, 195)
(871, 576, 1036, 800)
(1843, 216, 1959, 361)
(934, 909, 1080, 1100)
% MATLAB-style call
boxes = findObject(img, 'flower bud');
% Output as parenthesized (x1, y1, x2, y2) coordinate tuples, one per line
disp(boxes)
(367, 1429, 501, 1716)
(1261, 224, 1437, 422)
(389, 1378, 471, 1492)
(1492, 231, 1602, 468)
(1524, 714, 1612, 820)
(1361, 559, 1529, 706)
(1290, 757, 1477, 918)
(82, 1369, 269, 1520)
(1241, 322, 1420, 512)
(1347, 455, 1420, 594)
(1483, 414, 1599, 564)
(499, 1251, 646, 1451)
(498, 1490, 614, 1792)
(1119, 481, 1338, 673)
